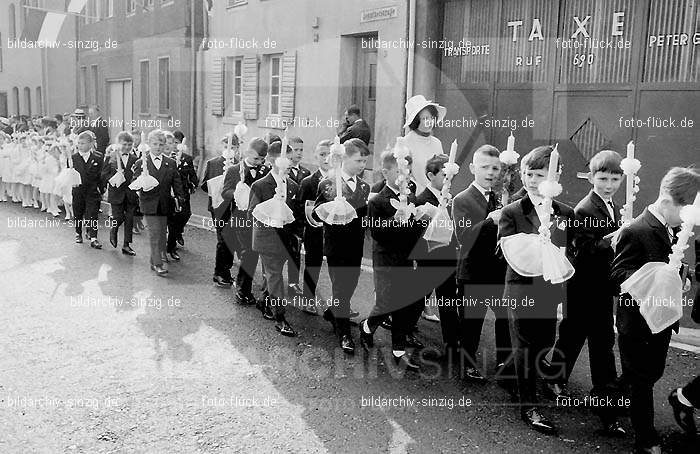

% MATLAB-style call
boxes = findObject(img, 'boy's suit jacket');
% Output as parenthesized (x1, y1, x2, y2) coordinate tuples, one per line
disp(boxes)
(412, 187, 459, 265)
(610, 208, 679, 336)
(288, 164, 311, 186)
(570, 190, 621, 301)
(173, 153, 199, 200)
(221, 161, 271, 223)
(314, 174, 370, 259)
(249, 172, 301, 256)
(132, 155, 184, 216)
(300, 170, 325, 247)
(201, 155, 237, 217)
(71, 152, 105, 200)
(101, 151, 139, 205)
(339, 119, 372, 145)
(452, 184, 505, 283)
(369, 185, 424, 268)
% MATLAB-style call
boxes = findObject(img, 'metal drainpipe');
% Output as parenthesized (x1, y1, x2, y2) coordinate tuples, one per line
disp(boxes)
(406, 0, 416, 103)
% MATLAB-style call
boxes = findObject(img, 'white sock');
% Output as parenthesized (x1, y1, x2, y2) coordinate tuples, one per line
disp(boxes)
(392, 350, 405, 357)
(677, 388, 694, 407)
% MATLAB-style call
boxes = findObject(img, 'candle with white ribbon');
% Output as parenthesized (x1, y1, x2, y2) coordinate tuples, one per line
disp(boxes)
(448, 139, 457, 164)
(507, 131, 515, 153)
(623, 140, 635, 223)
(547, 144, 559, 181)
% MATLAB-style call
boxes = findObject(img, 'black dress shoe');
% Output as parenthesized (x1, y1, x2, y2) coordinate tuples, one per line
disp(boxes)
(90, 239, 102, 249)
(545, 382, 570, 399)
(464, 367, 487, 382)
(340, 335, 355, 354)
(176, 235, 184, 247)
(150, 264, 168, 276)
(380, 317, 392, 330)
(521, 408, 557, 435)
(634, 445, 661, 454)
(121, 245, 136, 256)
(168, 251, 180, 261)
(287, 283, 303, 296)
(213, 275, 233, 288)
(601, 420, 627, 437)
(349, 309, 360, 318)
(109, 228, 118, 248)
(256, 297, 275, 320)
(405, 334, 424, 349)
(75, 234, 83, 244)
(275, 319, 297, 337)
(392, 353, 420, 372)
(668, 389, 697, 435)
(235, 292, 256, 306)
(161, 253, 169, 263)
(359, 320, 374, 350)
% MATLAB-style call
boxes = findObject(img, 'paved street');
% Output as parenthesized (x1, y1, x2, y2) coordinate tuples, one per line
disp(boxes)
(1, 202, 698, 454)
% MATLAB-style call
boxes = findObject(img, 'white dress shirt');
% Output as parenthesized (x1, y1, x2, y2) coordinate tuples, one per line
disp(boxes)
(342, 169, 357, 192)
(594, 190, 616, 219)
(149, 153, 162, 170)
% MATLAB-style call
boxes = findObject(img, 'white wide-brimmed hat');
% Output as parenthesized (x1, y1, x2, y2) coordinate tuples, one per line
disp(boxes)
(404, 95, 447, 128)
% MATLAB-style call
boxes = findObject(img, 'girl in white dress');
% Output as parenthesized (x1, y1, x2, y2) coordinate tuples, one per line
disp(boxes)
(29, 138, 43, 209)
(0, 133, 11, 202)
(54, 140, 79, 220)
(44, 144, 62, 216)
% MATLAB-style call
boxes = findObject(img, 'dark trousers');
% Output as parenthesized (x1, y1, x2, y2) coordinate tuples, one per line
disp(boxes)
(260, 252, 288, 320)
(457, 282, 511, 368)
(682, 376, 700, 408)
(236, 230, 259, 297)
(508, 309, 558, 411)
(617, 299, 672, 448)
(326, 254, 362, 336)
(550, 294, 617, 389)
(287, 234, 301, 287)
(111, 201, 136, 246)
(420, 267, 459, 347)
(73, 193, 100, 238)
(145, 215, 167, 267)
(167, 200, 191, 253)
(302, 228, 323, 297)
(212, 212, 237, 280)
(367, 266, 422, 351)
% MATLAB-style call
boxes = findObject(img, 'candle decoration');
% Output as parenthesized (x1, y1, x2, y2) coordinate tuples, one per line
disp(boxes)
(422, 139, 460, 251)
(390, 136, 417, 222)
(314, 136, 358, 225)
(496, 131, 521, 206)
(620, 140, 642, 224)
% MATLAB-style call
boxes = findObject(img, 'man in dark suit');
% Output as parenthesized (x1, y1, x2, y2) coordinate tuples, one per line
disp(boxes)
(72, 130, 106, 249)
(498, 146, 576, 435)
(452, 145, 510, 382)
(88, 105, 110, 156)
(165, 131, 199, 261)
(221, 138, 270, 304)
(249, 141, 302, 336)
(202, 134, 241, 287)
(285, 137, 311, 296)
(298, 140, 332, 314)
(611, 167, 699, 453)
(101, 131, 139, 255)
(132, 130, 184, 276)
(314, 138, 371, 353)
(338, 105, 371, 146)
(360, 149, 427, 371)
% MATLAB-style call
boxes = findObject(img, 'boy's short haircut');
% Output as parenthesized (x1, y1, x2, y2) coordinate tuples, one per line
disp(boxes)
(426, 154, 449, 177)
(163, 130, 174, 139)
(316, 139, 332, 151)
(659, 167, 700, 206)
(221, 133, 240, 146)
(589, 149, 623, 175)
(380, 148, 397, 170)
(266, 141, 292, 159)
(473, 144, 500, 162)
(344, 138, 370, 157)
(131, 128, 141, 136)
(147, 129, 165, 142)
(249, 137, 269, 157)
(268, 134, 281, 145)
(116, 131, 134, 143)
(77, 130, 96, 142)
(347, 105, 361, 116)
(521, 145, 561, 172)
(289, 136, 303, 145)
(173, 130, 185, 142)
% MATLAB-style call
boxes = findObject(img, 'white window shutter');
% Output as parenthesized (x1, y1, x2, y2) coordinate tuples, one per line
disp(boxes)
(280, 51, 297, 123)
(242, 55, 258, 120)
(210, 57, 224, 116)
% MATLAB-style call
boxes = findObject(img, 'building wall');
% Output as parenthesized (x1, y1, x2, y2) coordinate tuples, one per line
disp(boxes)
(202, 0, 408, 178)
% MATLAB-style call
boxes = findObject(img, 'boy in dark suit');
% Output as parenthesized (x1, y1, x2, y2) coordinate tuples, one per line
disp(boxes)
(452, 145, 509, 382)
(498, 145, 576, 435)
(285, 136, 311, 296)
(298, 139, 332, 314)
(166, 131, 199, 260)
(249, 141, 302, 336)
(132, 130, 184, 276)
(72, 130, 106, 249)
(550, 149, 625, 434)
(360, 149, 426, 371)
(610, 167, 699, 453)
(102, 131, 139, 255)
(314, 138, 371, 353)
(221, 138, 270, 305)
(202, 134, 241, 287)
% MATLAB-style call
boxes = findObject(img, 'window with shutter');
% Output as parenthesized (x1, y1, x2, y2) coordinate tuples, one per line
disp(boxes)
(242, 55, 258, 119)
(279, 52, 297, 123)
(210, 57, 224, 116)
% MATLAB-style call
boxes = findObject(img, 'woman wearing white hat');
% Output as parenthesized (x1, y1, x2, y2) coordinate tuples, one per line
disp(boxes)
(403, 95, 447, 194)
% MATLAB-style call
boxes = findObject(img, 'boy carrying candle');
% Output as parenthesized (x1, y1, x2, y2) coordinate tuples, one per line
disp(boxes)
(285, 136, 310, 296)
(610, 167, 699, 454)
(498, 145, 576, 435)
(72, 130, 106, 249)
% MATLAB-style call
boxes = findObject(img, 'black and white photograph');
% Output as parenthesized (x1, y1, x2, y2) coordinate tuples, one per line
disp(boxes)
(0, 1, 698, 453)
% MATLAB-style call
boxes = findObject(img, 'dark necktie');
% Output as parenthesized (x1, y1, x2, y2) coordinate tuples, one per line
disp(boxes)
(486, 190, 497, 213)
